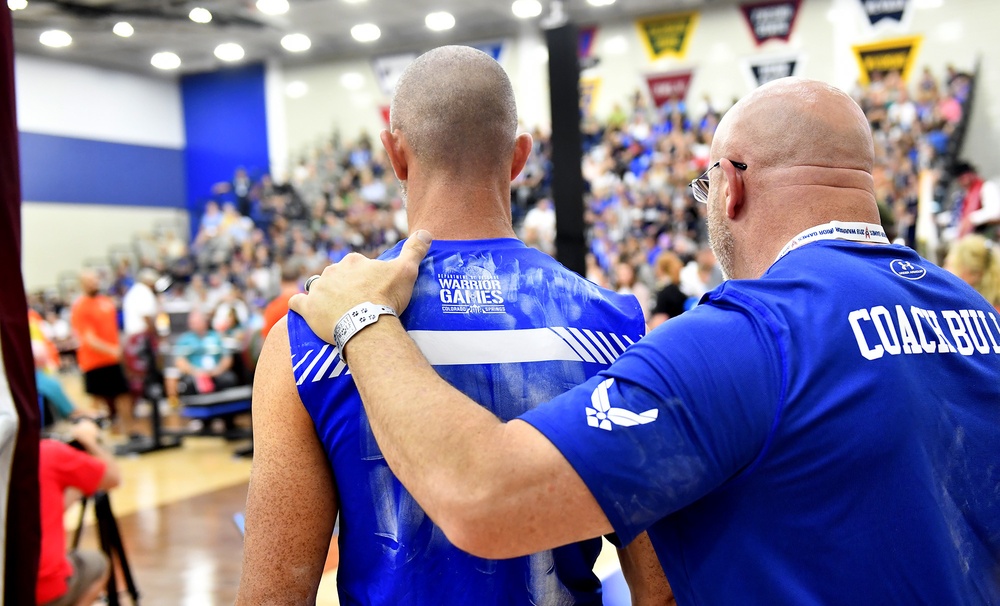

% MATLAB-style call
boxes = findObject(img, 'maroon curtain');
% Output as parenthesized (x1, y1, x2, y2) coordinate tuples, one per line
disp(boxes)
(1, 9, 41, 605)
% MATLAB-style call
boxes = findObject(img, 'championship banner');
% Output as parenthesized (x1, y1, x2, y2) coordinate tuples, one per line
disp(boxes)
(468, 40, 504, 62)
(636, 12, 699, 61)
(739, 0, 802, 45)
(859, 0, 912, 27)
(851, 36, 921, 85)
(578, 26, 597, 59)
(645, 70, 694, 108)
(580, 77, 601, 118)
(371, 52, 418, 97)
(741, 53, 805, 88)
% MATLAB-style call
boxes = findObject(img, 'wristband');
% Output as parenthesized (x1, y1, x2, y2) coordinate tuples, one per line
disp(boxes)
(334, 302, 398, 359)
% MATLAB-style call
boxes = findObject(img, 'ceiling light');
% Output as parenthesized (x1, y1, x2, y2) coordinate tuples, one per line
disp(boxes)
(285, 81, 308, 98)
(151, 51, 181, 70)
(512, 0, 542, 18)
(351, 23, 380, 42)
(340, 72, 364, 90)
(256, 0, 289, 15)
(586, 0, 615, 5)
(113, 22, 134, 37)
(214, 42, 245, 62)
(39, 30, 72, 48)
(7, 0, 27, 10)
(189, 7, 212, 23)
(280, 33, 311, 52)
(425, 11, 455, 31)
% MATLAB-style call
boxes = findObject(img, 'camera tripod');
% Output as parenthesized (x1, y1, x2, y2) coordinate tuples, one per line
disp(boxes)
(71, 491, 139, 606)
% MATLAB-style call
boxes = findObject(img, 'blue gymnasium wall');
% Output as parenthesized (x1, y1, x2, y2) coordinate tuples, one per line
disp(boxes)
(181, 63, 270, 216)
(19, 133, 185, 207)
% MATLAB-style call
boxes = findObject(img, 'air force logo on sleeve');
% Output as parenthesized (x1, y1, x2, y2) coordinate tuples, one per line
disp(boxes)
(587, 378, 659, 431)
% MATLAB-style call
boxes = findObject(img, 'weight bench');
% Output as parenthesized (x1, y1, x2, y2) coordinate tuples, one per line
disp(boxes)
(175, 385, 254, 456)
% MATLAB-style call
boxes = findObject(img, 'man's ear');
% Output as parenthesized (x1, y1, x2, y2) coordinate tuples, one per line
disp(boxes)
(720, 158, 745, 220)
(380, 129, 409, 181)
(510, 132, 533, 181)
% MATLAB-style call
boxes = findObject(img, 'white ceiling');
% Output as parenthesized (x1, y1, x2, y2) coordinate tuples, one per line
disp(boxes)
(10, 0, 729, 75)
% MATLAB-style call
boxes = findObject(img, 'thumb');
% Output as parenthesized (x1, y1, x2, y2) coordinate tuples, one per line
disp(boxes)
(399, 230, 433, 267)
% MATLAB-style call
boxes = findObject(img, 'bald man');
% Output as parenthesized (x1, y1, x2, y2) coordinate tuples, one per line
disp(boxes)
(291, 77, 1000, 605)
(238, 46, 669, 605)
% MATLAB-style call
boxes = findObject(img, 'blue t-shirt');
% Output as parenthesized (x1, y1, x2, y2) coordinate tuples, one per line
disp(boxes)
(288, 238, 644, 606)
(521, 241, 1000, 605)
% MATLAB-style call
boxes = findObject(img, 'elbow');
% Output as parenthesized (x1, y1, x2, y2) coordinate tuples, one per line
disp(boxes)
(431, 490, 521, 560)
(101, 463, 122, 491)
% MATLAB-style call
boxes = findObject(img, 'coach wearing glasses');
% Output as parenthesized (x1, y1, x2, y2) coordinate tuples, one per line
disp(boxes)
(292, 78, 1000, 605)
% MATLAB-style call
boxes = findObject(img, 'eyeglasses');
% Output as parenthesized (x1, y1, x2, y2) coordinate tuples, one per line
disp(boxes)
(689, 160, 748, 204)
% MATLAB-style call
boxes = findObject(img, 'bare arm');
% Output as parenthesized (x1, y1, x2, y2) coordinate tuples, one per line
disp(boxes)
(618, 532, 676, 606)
(236, 318, 337, 605)
(289, 234, 612, 560)
(69, 419, 120, 492)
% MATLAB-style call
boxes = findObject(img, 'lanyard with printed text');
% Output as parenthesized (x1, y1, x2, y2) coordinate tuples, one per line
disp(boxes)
(774, 221, 889, 264)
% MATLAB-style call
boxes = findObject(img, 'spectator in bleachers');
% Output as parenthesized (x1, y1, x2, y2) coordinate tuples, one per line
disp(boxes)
(648, 251, 688, 330)
(951, 161, 1000, 240)
(944, 234, 1000, 311)
(168, 310, 239, 396)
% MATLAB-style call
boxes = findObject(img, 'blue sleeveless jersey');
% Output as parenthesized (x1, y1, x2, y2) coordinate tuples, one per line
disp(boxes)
(287, 238, 644, 606)
(522, 241, 1000, 605)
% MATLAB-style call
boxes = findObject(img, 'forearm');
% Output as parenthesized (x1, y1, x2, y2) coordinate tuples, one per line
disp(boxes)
(345, 318, 506, 522)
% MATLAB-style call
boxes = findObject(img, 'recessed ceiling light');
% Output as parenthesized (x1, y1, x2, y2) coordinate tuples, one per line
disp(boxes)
(586, 0, 615, 5)
(256, 0, 289, 15)
(281, 33, 311, 52)
(340, 72, 364, 90)
(285, 80, 309, 98)
(189, 7, 212, 23)
(39, 30, 72, 48)
(351, 23, 380, 42)
(7, 0, 27, 11)
(425, 11, 455, 31)
(214, 42, 245, 62)
(151, 51, 181, 70)
(113, 22, 134, 37)
(511, 0, 542, 19)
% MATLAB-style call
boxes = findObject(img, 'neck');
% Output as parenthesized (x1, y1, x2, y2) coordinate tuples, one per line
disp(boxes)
(404, 172, 517, 240)
(736, 185, 882, 280)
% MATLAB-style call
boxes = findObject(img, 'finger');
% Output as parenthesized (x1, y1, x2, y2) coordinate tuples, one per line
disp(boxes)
(288, 292, 308, 314)
(398, 230, 433, 268)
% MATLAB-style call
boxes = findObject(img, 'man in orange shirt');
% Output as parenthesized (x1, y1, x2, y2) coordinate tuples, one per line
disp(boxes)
(261, 260, 302, 340)
(70, 270, 135, 437)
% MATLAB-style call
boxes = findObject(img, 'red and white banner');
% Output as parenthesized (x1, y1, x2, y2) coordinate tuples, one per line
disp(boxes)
(645, 70, 694, 107)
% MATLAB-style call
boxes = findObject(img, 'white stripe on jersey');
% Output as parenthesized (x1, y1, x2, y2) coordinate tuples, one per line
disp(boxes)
(295, 328, 640, 383)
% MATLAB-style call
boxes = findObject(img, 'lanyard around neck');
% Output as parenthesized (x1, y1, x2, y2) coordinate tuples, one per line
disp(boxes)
(774, 221, 889, 264)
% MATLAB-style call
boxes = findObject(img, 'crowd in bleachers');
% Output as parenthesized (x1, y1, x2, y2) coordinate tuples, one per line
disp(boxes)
(27, 65, 998, 384)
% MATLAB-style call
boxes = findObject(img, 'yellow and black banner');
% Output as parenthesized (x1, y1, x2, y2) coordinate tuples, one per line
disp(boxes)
(636, 12, 699, 61)
(851, 35, 921, 85)
(580, 77, 602, 118)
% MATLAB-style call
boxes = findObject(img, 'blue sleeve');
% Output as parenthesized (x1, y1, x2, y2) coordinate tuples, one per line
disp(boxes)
(518, 299, 785, 544)
(36, 371, 75, 418)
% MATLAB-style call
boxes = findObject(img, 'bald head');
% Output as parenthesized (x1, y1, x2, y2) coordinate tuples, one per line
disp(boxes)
(714, 78, 874, 174)
(80, 270, 100, 296)
(391, 46, 518, 173)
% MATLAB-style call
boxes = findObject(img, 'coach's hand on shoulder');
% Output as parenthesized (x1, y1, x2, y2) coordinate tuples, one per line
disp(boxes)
(289, 230, 433, 343)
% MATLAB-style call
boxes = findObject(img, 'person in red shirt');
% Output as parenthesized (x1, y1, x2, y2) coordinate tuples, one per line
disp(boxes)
(38, 419, 121, 606)
(261, 260, 303, 340)
(70, 270, 135, 436)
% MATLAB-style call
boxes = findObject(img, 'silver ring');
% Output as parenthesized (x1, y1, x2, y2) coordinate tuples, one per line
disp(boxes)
(304, 275, 321, 293)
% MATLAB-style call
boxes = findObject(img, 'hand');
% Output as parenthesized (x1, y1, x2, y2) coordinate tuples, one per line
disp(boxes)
(70, 418, 101, 447)
(289, 231, 433, 344)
